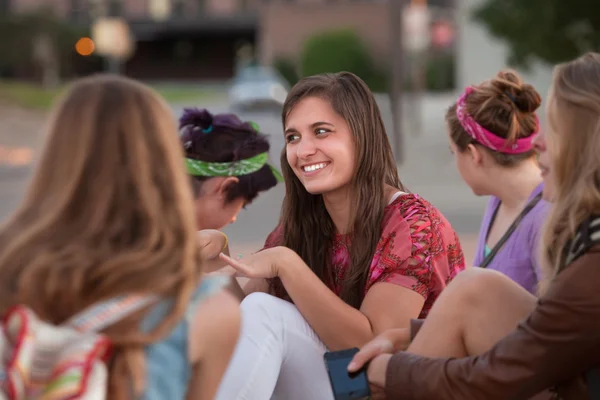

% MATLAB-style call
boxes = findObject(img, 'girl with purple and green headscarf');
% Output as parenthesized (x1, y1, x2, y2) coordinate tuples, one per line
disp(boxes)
(179, 108, 283, 275)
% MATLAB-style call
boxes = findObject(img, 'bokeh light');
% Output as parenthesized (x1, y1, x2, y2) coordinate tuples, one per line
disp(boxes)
(75, 37, 95, 56)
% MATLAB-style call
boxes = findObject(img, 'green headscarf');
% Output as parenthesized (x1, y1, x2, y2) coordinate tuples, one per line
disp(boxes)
(185, 121, 284, 182)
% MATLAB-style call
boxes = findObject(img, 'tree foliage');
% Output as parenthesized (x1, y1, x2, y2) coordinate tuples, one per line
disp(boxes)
(473, 0, 600, 69)
(0, 7, 87, 79)
(300, 29, 388, 91)
(301, 30, 375, 79)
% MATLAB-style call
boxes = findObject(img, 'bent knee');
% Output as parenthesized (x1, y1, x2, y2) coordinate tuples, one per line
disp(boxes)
(241, 291, 281, 309)
(240, 292, 295, 318)
(452, 267, 531, 304)
(448, 268, 495, 299)
(454, 266, 509, 285)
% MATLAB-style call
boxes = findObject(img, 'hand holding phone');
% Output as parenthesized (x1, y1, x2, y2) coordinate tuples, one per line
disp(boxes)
(324, 348, 371, 400)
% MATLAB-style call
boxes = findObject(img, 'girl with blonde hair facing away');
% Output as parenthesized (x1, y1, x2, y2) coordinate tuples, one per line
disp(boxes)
(0, 75, 240, 399)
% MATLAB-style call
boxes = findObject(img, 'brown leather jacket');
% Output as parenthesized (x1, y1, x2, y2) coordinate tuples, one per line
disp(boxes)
(385, 248, 600, 399)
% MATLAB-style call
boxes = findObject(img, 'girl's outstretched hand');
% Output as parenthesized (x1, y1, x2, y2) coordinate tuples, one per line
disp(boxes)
(218, 247, 287, 279)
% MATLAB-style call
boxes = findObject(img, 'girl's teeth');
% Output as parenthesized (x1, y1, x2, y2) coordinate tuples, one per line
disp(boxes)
(305, 163, 326, 172)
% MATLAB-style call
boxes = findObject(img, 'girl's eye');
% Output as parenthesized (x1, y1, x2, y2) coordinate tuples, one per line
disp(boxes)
(285, 134, 299, 143)
(315, 128, 329, 135)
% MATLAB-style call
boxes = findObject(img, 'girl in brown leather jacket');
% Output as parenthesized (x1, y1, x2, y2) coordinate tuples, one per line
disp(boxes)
(350, 52, 600, 400)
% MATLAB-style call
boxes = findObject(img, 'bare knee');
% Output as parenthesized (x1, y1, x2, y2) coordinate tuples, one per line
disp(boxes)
(451, 268, 521, 305)
(453, 267, 510, 285)
(451, 267, 535, 312)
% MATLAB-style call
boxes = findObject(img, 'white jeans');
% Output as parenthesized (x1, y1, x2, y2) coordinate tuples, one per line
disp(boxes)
(214, 292, 335, 400)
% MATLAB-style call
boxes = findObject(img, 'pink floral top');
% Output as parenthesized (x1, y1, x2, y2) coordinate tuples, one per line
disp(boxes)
(263, 194, 466, 318)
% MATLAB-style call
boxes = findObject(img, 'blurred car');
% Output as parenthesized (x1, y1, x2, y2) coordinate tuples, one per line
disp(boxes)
(228, 66, 290, 111)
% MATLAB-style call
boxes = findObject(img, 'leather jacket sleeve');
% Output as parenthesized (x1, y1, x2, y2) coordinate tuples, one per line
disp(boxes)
(385, 250, 600, 399)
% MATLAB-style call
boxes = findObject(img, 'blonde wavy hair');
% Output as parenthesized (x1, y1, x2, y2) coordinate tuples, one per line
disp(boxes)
(0, 75, 201, 397)
(542, 52, 600, 282)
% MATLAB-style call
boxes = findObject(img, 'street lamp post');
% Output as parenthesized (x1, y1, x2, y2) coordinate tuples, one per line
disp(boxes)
(91, 17, 134, 74)
(403, 0, 431, 137)
(149, 0, 171, 21)
(390, 0, 405, 165)
(89, 0, 134, 74)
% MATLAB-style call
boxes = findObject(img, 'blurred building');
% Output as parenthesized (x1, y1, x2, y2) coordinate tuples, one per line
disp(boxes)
(0, 0, 9, 13)
(6, 0, 455, 81)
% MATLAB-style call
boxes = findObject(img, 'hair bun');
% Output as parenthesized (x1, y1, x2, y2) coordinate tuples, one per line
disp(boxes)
(491, 70, 542, 114)
(179, 108, 214, 133)
(512, 83, 542, 113)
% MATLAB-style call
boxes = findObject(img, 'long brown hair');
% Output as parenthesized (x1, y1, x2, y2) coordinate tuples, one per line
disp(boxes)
(0, 75, 201, 397)
(446, 70, 541, 166)
(278, 72, 404, 308)
(542, 53, 600, 280)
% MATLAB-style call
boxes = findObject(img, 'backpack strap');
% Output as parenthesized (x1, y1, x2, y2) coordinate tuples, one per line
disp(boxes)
(66, 294, 158, 333)
(565, 216, 600, 265)
(67, 276, 230, 334)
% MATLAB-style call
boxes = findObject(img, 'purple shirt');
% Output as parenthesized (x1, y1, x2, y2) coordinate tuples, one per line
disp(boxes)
(473, 183, 550, 294)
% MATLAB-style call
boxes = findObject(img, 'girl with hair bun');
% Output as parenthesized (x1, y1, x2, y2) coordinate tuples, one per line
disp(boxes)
(446, 70, 551, 294)
(0, 75, 241, 400)
(353, 52, 600, 400)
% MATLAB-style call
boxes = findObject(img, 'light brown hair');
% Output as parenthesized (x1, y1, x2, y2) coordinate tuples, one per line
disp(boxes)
(446, 70, 541, 166)
(276, 72, 404, 308)
(542, 52, 600, 276)
(0, 75, 201, 398)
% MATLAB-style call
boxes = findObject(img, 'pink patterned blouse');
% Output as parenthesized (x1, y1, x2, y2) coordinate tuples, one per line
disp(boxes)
(263, 194, 466, 318)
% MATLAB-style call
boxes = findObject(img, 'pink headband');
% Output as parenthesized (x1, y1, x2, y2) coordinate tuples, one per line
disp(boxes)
(456, 86, 538, 154)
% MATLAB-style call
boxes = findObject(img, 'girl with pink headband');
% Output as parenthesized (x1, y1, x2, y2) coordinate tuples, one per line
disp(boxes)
(447, 70, 550, 294)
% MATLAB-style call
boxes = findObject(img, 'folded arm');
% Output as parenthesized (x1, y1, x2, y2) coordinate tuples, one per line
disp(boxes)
(279, 248, 425, 350)
(278, 215, 437, 350)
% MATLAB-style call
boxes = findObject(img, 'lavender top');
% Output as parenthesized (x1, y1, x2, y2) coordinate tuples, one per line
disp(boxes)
(473, 183, 550, 294)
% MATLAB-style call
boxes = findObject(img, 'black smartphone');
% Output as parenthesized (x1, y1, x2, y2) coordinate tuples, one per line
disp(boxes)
(324, 348, 371, 400)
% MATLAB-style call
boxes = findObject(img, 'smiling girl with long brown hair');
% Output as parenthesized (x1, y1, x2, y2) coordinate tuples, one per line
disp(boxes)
(214, 72, 466, 399)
